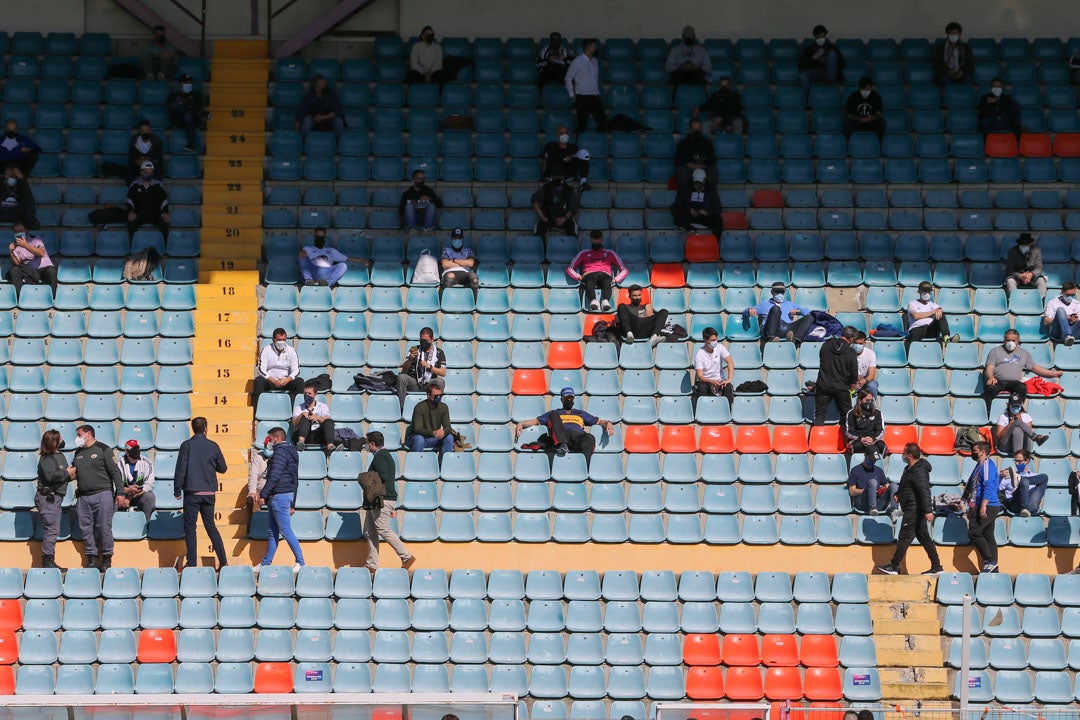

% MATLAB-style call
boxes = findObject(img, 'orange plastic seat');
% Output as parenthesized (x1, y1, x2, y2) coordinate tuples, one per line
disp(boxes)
(760, 634, 799, 667)
(0, 666, 13, 694)
(721, 634, 761, 666)
(624, 425, 661, 453)
(253, 662, 293, 693)
(1019, 132, 1052, 158)
(734, 426, 771, 453)
(764, 666, 804, 700)
(920, 426, 956, 455)
(721, 212, 748, 230)
(682, 633, 722, 665)
(0, 631, 16, 665)
(661, 426, 697, 453)
(685, 234, 720, 263)
(1054, 132, 1080, 157)
(808, 425, 845, 454)
(685, 666, 725, 700)
(137, 629, 177, 663)
(724, 666, 764, 700)
(799, 634, 839, 667)
(752, 189, 784, 207)
(803, 667, 843, 701)
(582, 314, 615, 336)
(884, 426, 919, 455)
(650, 263, 686, 288)
(511, 369, 548, 395)
(772, 426, 809, 453)
(616, 287, 651, 306)
(984, 133, 1018, 157)
(0, 600, 22, 631)
(546, 341, 583, 369)
(807, 702, 846, 720)
(371, 710, 402, 720)
(698, 425, 735, 453)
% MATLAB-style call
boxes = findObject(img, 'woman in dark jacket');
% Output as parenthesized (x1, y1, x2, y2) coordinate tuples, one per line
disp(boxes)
(845, 388, 886, 457)
(36, 429, 69, 570)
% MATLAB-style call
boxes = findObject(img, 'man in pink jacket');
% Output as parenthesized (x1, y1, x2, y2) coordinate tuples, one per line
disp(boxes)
(566, 230, 629, 311)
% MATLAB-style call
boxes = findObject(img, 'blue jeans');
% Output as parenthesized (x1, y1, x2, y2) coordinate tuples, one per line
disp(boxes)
(299, 115, 344, 141)
(408, 433, 454, 457)
(260, 493, 304, 566)
(852, 480, 898, 514)
(1049, 307, 1080, 342)
(861, 379, 880, 399)
(1006, 474, 1049, 515)
(403, 202, 437, 230)
(299, 257, 348, 286)
(799, 51, 839, 88)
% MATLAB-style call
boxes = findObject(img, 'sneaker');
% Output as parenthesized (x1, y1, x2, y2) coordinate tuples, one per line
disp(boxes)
(601, 300, 611, 311)
(943, 333, 959, 346)
(156, 72, 166, 81)
(556, 444, 568, 457)
(589, 299, 600, 311)
(1020, 508, 1031, 517)
(1069, 566, 1080, 575)
(520, 442, 542, 451)
(293, 564, 303, 573)
(875, 563, 900, 575)
(402, 556, 417, 570)
(252, 564, 263, 575)
(869, 508, 880, 516)
(304, 279, 317, 286)
(922, 566, 944, 575)
(982, 562, 999, 574)
(296, 441, 306, 452)
(580, 182, 592, 193)
(325, 443, 337, 455)
(624, 332, 635, 343)
(183, 144, 196, 153)
(649, 334, 665, 347)
(1035, 433, 1049, 446)
(784, 330, 795, 343)
(317, 279, 328, 286)
(1066, 335, 1076, 347)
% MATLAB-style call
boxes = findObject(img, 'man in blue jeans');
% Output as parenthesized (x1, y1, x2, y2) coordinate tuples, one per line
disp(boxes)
(1001, 450, 1049, 517)
(407, 384, 454, 457)
(174, 416, 228, 569)
(255, 427, 305, 572)
(1043, 281, 1080, 345)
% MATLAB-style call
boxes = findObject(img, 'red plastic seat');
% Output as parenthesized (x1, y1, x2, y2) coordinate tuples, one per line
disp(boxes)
(721, 212, 748, 230)
(582, 314, 615, 336)
(137, 628, 177, 663)
(253, 662, 294, 693)
(683, 633, 722, 665)
(920, 426, 956, 455)
(724, 666, 764, 700)
(800, 635, 839, 667)
(511, 369, 548, 395)
(546, 341, 583, 369)
(772, 426, 809, 453)
(0, 631, 16, 665)
(760, 634, 799, 667)
(0, 600, 22, 631)
(698, 425, 735, 453)
(0, 666, 13, 694)
(660, 426, 697, 453)
(884, 426, 919, 455)
(650, 263, 686, 288)
(685, 234, 720, 263)
(624, 425, 661, 453)
(1054, 132, 1080, 157)
(984, 133, 1019, 157)
(752, 190, 784, 207)
(1018, 132, 1052, 158)
(371, 710, 402, 720)
(721, 634, 761, 666)
(764, 666, 804, 700)
(803, 667, 844, 701)
(734, 426, 771, 453)
(808, 425, 845, 454)
(686, 666, 725, 700)
(615, 287, 651, 306)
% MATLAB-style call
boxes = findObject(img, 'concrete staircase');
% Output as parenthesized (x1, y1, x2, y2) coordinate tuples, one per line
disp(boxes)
(869, 575, 951, 704)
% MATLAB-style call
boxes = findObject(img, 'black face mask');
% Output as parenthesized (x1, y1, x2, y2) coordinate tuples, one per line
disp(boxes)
(630, 297, 642, 306)
(155, 36, 167, 44)
(127, 450, 140, 460)
(419, 339, 432, 352)
(683, 37, 694, 45)
(718, 86, 731, 94)
(4, 131, 16, 139)
(691, 129, 702, 137)
(861, 402, 874, 411)
(140, 132, 151, 139)
(423, 34, 434, 43)
(591, 243, 603, 251)
(561, 398, 575, 409)
(313, 237, 326, 249)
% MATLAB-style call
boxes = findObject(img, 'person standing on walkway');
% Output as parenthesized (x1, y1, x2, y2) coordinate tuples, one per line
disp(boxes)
(363, 431, 415, 571)
(256, 427, 305, 571)
(876, 443, 943, 575)
(964, 441, 1002, 573)
(174, 416, 229, 569)
(71, 425, 124, 570)
(35, 429, 70, 570)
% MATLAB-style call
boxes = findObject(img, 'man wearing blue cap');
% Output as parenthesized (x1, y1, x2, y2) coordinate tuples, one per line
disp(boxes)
(514, 387, 615, 464)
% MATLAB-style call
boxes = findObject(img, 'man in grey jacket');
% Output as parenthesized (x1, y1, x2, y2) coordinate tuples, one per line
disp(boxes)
(70, 425, 124, 570)
(1003, 233, 1046, 298)
(174, 417, 228, 569)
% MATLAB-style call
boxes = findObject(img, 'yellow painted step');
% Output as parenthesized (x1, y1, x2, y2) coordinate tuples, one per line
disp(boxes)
(194, 335, 258, 353)
(870, 602, 939, 623)
(193, 309, 260, 325)
(881, 683, 950, 701)
(209, 67, 269, 84)
(207, 90, 268, 108)
(202, 180, 260, 197)
(191, 392, 251, 408)
(201, 213, 262, 229)
(196, 258, 259, 273)
(207, 116, 265, 134)
(205, 137, 266, 156)
(212, 39, 269, 58)
(196, 282, 258, 299)
(203, 165, 263, 183)
(868, 575, 936, 602)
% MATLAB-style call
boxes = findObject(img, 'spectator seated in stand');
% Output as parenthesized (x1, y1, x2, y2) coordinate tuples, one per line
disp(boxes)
(541, 125, 590, 191)
(674, 118, 717, 189)
(905, 280, 959, 349)
(101, 118, 165, 183)
(745, 282, 815, 343)
(515, 387, 615, 465)
(847, 452, 896, 516)
(845, 388, 887, 457)
(616, 284, 669, 346)
(292, 381, 337, 455)
(978, 77, 1021, 136)
(853, 331, 879, 399)
(1000, 449, 1049, 517)
(672, 168, 723, 234)
(441, 228, 479, 293)
(994, 392, 1050, 455)
(252, 327, 305, 406)
(532, 173, 580, 240)
(1004, 232, 1047, 299)
(0, 119, 41, 176)
(407, 384, 454, 458)
(843, 76, 885, 139)
(798, 24, 845, 88)
(0, 166, 37, 229)
(933, 21, 974, 85)
(536, 32, 572, 87)
(141, 24, 179, 81)
(982, 329, 1063, 412)
(692, 326, 735, 408)
(567, 230, 629, 312)
(295, 74, 345, 140)
(1043, 281, 1080, 345)
(665, 25, 712, 88)
(167, 74, 207, 152)
(397, 326, 447, 408)
(298, 227, 351, 288)
(117, 440, 156, 523)
(6, 222, 57, 299)
(126, 162, 170, 241)
(697, 76, 745, 135)
(400, 169, 442, 233)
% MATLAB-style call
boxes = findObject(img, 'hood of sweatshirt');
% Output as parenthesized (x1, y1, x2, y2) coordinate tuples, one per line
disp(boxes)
(826, 338, 851, 355)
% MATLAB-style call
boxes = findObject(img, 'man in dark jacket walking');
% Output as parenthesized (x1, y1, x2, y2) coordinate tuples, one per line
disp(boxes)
(71, 425, 125, 569)
(877, 443, 943, 575)
(174, 416, 228, 569)
(256, 427, 305, 571)
(814, 326, 859, 425)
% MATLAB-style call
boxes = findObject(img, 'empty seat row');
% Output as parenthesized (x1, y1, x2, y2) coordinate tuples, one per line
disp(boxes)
(26, 153, 200, 180)
(0, 338, 192, 366)
(948, 637, 1080, 672)
(957, 669, 1080, 704)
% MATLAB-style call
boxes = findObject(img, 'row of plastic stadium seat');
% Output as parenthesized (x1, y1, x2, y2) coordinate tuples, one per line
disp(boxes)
(0, 284, 195, 313)
(945, 604, 1080, 638)
(956, 669, 1080, 705)
(1, 422, 194, 458)
(5, 103, 185, 132)
(0, 510, 181, 542)
(3, 232, 199, 261)
(27, 153, 200, 180)
(29, 127, 203, 155)
(950, 638, 1080, 672)
(0, 392, 190, 421)
(0, 338, 192, 365)
(0, 258, 199, 284)
(0, 56, 207, 82)
(2, 79, 181, 105)
(19, 183, 200, 206)
(1, 310, 193, 338)
(0, 32, 112, 56)
(938, 572, 1080, 605)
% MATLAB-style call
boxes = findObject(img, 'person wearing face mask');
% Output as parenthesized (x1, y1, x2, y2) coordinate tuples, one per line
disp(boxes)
(692, 327, 735, 408)
(291, 381, 337, 455)
(847, 452, 895, 516)
(0, 120, 41, 176)
(116, 439, 156, 524)
(399, 169, 443, 233)
(843, 77, 885, 140)
(798, 24, 845, 89)
(933, 22, 974, 85)
(617, 284, 670, 346)
(876, 443, 943, 575)
(905, 281, 959, 350)
(141, 24, 178, 81)
(126, 161, 170, 240)
(255, 426, 304, 573)
(294, 74, 345, 140)
(440, 228, 479, 294)
(0, 168, 38, 230)
(845, 389, 886, 458)
(362, 431, 416, 571)
(515, 387, 615, 464)
(36, 430, 70, 570)
(674, 118, 718, 190)
(814, 325, 860, 426)
(253, 327, 305, 406)
(1000, 449, 1048, 517)
(745, 282, 815, 344)
(672, 167, 724, 234)
(397, 327, 447, 408)
(982, 329, 1062, 411)
(541, 125, 590, 191)
(298, 226, 350, 287)
(852, 331, 879, 399)
(565, 39, 607, 135)
(70, 425, 124, 570)
(665, 25, 712, 91)
(698, 76, 745, 135)
(1004, 232, 1046, 299)
(567, 230, 630, 312)
(536, 32, 572, 88)
(978, 77, 1021, 136)
(102, 119, 165, 183)
(7, 222, 57, 299)
(1043, 280, 1080, 345)
(962, 442, 1001, 573)
(408, 25, 444, 84)
(532, 172, 580, 240)
(407, 385, 455, 458)
(247, 438, 274, 511)
(994, 392, 1049, 455)
(167, 73, 207, 152)
(174, 417, 229, 570)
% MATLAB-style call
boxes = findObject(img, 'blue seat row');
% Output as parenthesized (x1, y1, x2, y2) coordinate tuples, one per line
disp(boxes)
(0, 32, 112, 57)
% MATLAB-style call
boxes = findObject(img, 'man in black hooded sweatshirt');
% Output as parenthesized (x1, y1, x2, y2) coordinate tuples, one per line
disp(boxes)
(814, 325, 859, 425)
(877, 443, 943, 575)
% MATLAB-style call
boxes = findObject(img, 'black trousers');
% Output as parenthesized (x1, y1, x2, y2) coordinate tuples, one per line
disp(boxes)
(890, 507, 941, 567)
(850, 439, 887, 457)
(546, 418, 597, 463)
(293, 417, 336, 447)
(7, 264, 57, 297)
(573, 94, 606, 135)
(252, 376, 305, 406)
(843, 117, 886, 139)
(905, 317, 952, 348)
(616, 306, 669, 339)
(670, 68, 707, 86)
(128, 211, 169, 240)
(967, 506, 1000, 565)
(693, 380, 734, 409)
(982, 379, 1026, 412)
(537, 64, 568, 87)
(814, 386, 853, 426)
(182, 493, 227, 567)
(581, 272, 614, 304)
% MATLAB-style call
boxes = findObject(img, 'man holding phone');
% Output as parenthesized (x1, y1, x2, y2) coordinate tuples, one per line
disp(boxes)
(396, 326, 446, 408)
(291, 381, 336, 454)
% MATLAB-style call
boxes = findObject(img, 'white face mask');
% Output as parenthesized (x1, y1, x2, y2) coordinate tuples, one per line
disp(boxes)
(815, 37, 826, 46)
(273, 340, 287, 351)
(181, 83, 193, 93)
(1004, 340, 1017, 352)
(772, 293, 784, 303)
(75, 435, 86, 448)
(1063, 295, 1076, 305)
(991, 87, 1003, 97)
(948, 34, 960, 43)
(5, 177, 15, 187)
(852, 343, 865, 354)
(1018, 245, 1030, 254)
(920, 292, 931, 302)
(707, 340, 719, 349)
(859, 89, 871, 98)
(558, 134, 570, 144)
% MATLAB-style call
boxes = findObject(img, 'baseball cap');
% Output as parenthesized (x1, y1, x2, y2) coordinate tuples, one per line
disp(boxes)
(450, 228, 464, 239)
(179, 73, 193, 82)
(770, 281, 786, 293)
(124, 439, 140, 449)
(559, 387, 576, 397)
(140, 161, 155, 170)
(1016, 232, 1035, 244)
(917, 280, 933, 292)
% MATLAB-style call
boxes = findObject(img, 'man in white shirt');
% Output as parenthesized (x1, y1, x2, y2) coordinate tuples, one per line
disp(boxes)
(994, 392, 1049, 455)
(692, 326, 735, 408)
(116, 439, 156, 523)
(905, 280, 959, 349)
(1043, 281, 1080, 346)
(852, 331, 879, 398)
(564, 38, 606, 136)
(292, 381, 336, 454)
(252, 327, 304, 406)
